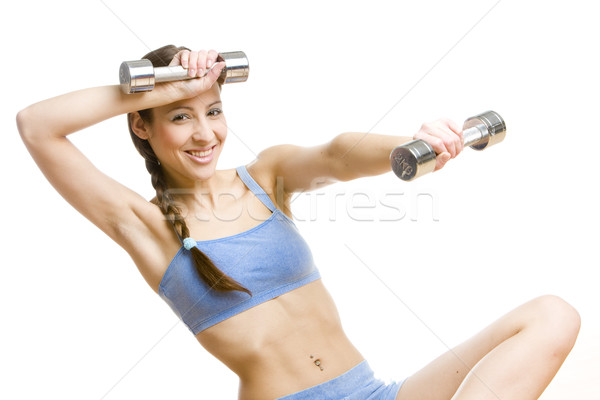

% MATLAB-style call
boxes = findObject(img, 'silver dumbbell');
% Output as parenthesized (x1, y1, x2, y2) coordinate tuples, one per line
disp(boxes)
(119, 51, 249, 94)
(390, 111, 506, 181)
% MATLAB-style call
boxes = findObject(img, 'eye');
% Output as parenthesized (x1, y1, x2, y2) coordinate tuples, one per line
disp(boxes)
(207, 108, 223, 118)
(171, 113, 191, 122)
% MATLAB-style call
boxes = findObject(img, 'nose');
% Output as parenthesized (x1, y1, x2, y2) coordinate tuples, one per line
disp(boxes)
(191, 117, 215, 143)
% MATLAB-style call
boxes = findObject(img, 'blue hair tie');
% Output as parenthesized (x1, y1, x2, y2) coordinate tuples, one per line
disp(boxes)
(183, 237, 197, 251)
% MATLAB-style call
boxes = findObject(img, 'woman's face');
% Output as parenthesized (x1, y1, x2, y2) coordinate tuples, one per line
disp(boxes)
(146, 85, 227, 186)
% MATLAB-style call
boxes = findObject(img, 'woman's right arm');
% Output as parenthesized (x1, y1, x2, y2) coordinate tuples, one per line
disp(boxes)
(17, 85, 173, 246)
(16, 51, 225, 257)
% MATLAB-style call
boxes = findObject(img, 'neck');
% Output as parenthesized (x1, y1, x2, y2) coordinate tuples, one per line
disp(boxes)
(164, 168, 227, 212)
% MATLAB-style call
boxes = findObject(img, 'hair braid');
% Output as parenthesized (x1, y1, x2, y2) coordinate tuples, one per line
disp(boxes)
(127, 44, 250, 296)
(143, 152, 250, 295)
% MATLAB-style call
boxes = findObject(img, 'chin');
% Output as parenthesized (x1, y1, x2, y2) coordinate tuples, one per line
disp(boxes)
(194, 167, 218, 181)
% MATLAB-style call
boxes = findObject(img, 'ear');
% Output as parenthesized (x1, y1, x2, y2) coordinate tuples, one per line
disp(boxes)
(129, 112, 151, 140)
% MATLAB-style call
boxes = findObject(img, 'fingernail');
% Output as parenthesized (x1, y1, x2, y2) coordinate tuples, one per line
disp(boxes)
(207, 60, 213, 69)
(198, 69, 204, 76)
(189, 69, 196, 77)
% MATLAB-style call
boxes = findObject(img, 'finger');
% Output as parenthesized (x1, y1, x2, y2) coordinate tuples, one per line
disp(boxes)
(415, 122, 450, 155)
(170, 49, 189, 67)
(423, 135, 447, 156)
(197, 50, 208, 77)
(439, 117, 462, 135)
(440, 118, 464, 153)
(168, 53, 179, 67)
(424, 124, 458, 158)
(188, 51, 199, 77)
(436, 120, 465, 158)
(181, 49, 191, 69)
(434, 125, 459, 158)
(206, 49, 219, 69)
(207, 61, 226, 79)
(184, 61, 225, 93)
(435, 152, 451, 171)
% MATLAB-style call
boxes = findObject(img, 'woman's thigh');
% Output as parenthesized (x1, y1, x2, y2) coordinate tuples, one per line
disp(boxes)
(395, 331, 499, 400)
(394, 295, 579, 400)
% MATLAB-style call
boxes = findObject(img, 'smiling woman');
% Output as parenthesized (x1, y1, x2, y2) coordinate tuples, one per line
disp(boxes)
(126, 45, 246, 295)
(16, 44, 580, 400)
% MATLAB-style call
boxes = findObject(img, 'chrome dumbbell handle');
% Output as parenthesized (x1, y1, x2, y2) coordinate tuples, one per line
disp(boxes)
(390, 111, 506, 181)
(119, 51, 249, 94)
(154, 64, 193, 83)
(462, 124, 488, 147)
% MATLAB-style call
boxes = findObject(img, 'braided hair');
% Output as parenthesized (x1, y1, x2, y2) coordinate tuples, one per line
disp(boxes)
(128, 45, 250, 295)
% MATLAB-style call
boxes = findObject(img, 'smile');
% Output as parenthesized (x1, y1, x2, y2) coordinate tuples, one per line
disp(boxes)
(185, 146, 215, 164)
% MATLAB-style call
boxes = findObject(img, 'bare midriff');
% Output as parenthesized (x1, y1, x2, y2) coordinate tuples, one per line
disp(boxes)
(195, 279, 365, 400)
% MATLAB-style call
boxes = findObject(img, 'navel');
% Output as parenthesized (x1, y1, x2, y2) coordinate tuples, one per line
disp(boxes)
(309, 354, 324, 371)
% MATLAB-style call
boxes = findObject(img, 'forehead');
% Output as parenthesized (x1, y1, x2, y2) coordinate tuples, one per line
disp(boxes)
(156, 85, 222, 113)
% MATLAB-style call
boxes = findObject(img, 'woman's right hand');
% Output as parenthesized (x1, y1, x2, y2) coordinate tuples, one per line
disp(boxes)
(163, 49, 226, 99)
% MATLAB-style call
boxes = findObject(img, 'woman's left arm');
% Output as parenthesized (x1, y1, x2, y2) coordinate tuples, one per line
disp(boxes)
(252, 118, 463, 193)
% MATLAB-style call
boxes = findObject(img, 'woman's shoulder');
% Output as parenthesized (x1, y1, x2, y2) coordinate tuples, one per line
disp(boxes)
(243, 158, 277, 197)
(244, 144, 298, 187)
(242, 152, 295, 213)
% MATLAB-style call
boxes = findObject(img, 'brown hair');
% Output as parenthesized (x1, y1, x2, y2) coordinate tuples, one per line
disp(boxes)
(128, 44, 250, 295)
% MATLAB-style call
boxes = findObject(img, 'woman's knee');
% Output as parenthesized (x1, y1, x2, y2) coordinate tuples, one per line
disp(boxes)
(527, 295, 581, 355)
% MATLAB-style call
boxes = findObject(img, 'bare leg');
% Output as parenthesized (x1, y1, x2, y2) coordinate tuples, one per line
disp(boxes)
(396, 295, 580, 400)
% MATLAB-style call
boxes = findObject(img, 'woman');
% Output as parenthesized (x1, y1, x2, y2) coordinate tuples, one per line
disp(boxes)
(17, 45, 580, 400)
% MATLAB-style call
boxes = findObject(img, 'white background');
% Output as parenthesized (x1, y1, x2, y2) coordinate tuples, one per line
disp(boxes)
(2, 0, 598, 398)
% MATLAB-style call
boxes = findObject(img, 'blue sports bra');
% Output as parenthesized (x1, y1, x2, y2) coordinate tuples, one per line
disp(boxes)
(158, 166, 321, 334)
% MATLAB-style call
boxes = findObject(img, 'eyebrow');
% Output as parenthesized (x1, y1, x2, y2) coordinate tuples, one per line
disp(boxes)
(167, 100, 222, 113)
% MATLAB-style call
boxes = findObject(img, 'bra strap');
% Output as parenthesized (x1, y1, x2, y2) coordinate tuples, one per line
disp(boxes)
(236, 166, 277, 212)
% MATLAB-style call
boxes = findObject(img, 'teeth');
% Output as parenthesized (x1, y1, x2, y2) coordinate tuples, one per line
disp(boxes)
(188, 148, 213, 157)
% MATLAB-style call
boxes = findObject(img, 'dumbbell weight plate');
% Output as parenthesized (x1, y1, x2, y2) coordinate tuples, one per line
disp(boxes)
(464, 110, 506, 151)
(217, 51, 249, 84)
(390, 139, 437, 181)
(119, 59, 155, 94)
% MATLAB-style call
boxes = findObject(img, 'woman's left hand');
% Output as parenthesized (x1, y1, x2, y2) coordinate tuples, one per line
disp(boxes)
(163, 49, 226, 100)
(413, 118, 463, 171)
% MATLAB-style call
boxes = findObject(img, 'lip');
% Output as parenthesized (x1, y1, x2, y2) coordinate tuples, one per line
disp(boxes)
(184, 145, 216, 164)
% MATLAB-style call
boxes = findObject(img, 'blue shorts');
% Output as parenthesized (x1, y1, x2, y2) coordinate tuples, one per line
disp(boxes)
(277, 360, 404, 400)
